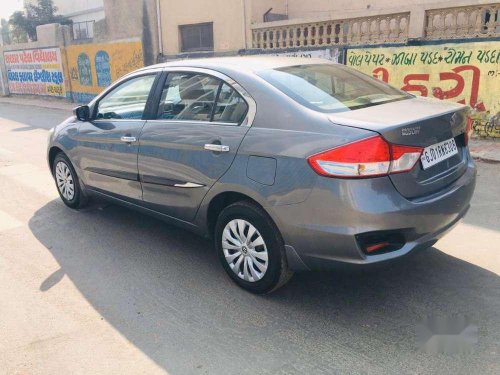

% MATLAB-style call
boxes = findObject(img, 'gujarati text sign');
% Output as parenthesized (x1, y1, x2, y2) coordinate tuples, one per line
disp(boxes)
(4, 48, 65, 97)
(346, 42, 500, 137)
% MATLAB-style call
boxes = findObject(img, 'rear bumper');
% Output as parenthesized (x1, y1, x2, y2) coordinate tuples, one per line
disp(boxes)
(269, 158, 476, 271)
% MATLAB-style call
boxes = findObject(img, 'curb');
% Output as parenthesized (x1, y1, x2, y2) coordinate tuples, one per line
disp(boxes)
(470, 154, 500, 164)
(0, 96, 74, 112)
(469, 138, 500, 164)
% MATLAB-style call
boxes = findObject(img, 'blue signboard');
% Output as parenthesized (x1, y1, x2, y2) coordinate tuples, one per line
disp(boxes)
(77, 53, 93, 86)
(95, 50, 111, 87)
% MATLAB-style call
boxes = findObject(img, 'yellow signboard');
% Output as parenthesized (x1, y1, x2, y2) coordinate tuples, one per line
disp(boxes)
(346, 42, 500, 137)
(65, 40, 144, 102)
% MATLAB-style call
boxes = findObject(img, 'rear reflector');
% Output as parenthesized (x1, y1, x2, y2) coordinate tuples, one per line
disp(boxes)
(356, 230, 407, 255)
(307, 135, 423, 178)
(365, 242, 390, 253)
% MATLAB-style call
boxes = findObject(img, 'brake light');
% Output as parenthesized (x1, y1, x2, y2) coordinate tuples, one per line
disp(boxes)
(307, 135, 423, 178)
(464, 117, 473, 146)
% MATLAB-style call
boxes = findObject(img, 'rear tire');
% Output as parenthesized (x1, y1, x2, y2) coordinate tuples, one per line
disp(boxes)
(215, 201, 293, 294)
(52, 153, 88, 209)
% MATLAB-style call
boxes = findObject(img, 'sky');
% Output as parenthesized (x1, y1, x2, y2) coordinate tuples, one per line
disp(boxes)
(0, 0, 24, 21)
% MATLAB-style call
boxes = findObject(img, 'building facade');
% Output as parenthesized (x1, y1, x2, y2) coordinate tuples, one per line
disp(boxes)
(158, 0, 499, 58)
(158, 0, 285, 57)
(154, 0, 499, 137)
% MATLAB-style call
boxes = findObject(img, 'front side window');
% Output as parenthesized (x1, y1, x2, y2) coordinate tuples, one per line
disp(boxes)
(179, 22, 214, 52)
(96, 75, 156, 120)
(258, 64, 411, 113)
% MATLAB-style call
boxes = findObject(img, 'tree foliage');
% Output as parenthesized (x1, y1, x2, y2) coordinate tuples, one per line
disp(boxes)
(8, 0, 71, 42)
(1, 18, 12, 44)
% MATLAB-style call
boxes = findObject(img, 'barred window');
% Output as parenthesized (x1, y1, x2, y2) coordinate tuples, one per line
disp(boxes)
(73, 21, 95, 40)
(179, 22, 214, 52)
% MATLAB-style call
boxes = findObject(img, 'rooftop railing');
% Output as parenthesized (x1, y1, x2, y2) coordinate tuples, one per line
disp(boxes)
(251, 12, 410, 49)
(425, 3, 500, 39)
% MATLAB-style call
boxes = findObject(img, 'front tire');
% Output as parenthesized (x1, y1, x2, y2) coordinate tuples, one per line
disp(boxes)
(52, 153, 87, 209)
(215, 201, 293, 294)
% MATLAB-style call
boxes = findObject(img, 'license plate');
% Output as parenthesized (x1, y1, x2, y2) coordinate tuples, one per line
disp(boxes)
(420, 138, 458, 170)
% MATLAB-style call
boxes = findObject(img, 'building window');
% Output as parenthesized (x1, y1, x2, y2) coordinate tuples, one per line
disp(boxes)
(73, 21, 95, 40)
(179, 22, 214, 52)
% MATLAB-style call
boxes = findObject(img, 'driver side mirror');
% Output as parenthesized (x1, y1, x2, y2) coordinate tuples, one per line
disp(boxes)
(74, 105, 90, 122)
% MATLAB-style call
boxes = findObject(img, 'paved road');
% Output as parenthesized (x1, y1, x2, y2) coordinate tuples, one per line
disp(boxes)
(0, 102, 71, 130)
(0, 103, 499, 374)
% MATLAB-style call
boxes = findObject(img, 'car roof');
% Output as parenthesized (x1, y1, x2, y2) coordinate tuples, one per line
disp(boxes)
(137, 56, 332, 74)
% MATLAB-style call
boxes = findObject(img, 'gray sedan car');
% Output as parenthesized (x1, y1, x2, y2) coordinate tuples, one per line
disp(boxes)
(48, 57, 476, 293)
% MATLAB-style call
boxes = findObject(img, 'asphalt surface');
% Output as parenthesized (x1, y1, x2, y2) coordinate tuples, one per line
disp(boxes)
(0, 102, 499, 374)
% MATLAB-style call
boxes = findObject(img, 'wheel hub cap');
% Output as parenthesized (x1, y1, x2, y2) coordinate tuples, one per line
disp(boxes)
(222, 219, 269, 282)
(55, 161, 75, 201)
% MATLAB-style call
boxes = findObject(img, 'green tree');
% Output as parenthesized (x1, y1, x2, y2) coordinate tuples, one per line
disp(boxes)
(1, 18, 11, 44)
(9, 0, 71, 42)
(8, 12, 30, 43)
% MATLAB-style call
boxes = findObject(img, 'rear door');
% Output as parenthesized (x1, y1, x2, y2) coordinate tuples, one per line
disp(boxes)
(77, 73, 159, 201)
(138, 69, 253, 221)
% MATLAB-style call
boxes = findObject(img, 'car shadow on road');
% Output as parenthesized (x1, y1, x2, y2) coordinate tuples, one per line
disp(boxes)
(28, 199, 500, 374)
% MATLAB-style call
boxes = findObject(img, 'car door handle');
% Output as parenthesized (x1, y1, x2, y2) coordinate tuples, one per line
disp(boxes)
(204, 144, 229, 152)
(120, 136, 137, 143)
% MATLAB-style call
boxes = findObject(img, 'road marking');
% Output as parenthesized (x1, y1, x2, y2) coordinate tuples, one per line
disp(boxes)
(0, 210, 24, 232)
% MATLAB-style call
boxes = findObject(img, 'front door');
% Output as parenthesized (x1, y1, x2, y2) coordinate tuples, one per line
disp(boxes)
(138, 71, 251, 221)
(76, 74, 158, 201)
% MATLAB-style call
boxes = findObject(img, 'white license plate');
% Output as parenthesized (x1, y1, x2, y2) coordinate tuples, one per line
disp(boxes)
(420, 138, 458, 170)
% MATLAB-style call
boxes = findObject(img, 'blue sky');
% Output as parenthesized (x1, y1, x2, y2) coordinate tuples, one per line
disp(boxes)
(1, 0, 24, 21)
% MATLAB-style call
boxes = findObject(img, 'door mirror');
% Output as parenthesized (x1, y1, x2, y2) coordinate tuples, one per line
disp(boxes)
(74, 105, 90, 122)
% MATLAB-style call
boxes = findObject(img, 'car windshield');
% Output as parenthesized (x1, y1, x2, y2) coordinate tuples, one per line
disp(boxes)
(258, 64, 411, 113)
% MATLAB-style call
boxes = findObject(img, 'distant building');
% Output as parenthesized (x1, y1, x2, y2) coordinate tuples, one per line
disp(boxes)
(24, 0, 105, 40)
(156, 0, 499, 59)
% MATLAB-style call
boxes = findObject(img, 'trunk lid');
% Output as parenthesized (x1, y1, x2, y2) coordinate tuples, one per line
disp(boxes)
(327, 97, 469, 199)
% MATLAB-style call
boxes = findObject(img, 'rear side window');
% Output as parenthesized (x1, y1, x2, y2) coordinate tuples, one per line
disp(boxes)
(212, 83, 248, 123)
(157, 73, 219, 122)
(157, 72, 248, 124)
(258, 64, 411, 113)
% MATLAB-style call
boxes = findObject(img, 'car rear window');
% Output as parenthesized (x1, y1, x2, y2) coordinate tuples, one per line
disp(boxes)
(258, 64, 411, 113)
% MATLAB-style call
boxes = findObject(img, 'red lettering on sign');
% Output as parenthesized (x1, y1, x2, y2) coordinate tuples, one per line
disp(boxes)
(401, 74, 429, 96)
(436, 71, 465, 99)
(452, 65, 485, 111)
(372, 67, 389, 83)
(371, 64, 487, 112)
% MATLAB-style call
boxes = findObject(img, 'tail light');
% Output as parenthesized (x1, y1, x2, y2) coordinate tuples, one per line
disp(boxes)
(464, 117, 473, 146)
(307, 135, 423, 178)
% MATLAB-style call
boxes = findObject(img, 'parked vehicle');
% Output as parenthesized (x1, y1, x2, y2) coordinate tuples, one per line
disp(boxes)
(48, 57, 476, 293)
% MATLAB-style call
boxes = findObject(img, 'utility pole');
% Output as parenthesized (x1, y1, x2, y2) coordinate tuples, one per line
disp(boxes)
(0, 64, 7, 96)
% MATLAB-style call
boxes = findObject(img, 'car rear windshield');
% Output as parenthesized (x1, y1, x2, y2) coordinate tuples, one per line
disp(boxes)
(258, 64, 411, 113)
